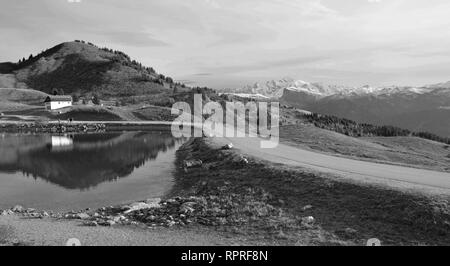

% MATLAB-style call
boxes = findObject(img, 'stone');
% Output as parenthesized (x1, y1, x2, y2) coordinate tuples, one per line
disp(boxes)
(180, 202, 196, 214)
(83, 221, 98, 227)
(1, 210, 14, 216)
(12, 205, 24, 212)
(302, 205, 313, 211)
(167, 221, 176, 227)
(123, 200, 161, 214)
(27, 212, 40, 218)
(222, 143, 234, 150)
(233, 155, 249, 165)
(183, 159, 203, 168)
(113, 215, 126, 222)
(145, 198, 162, 206)
(101, 220, 116, 227)
(147, 215, 156, 221)
(301, 216, 315, 226)
(76, 213, 90, 220)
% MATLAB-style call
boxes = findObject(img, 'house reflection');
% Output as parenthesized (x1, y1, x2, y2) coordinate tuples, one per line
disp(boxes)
(50, 136, 74, 152)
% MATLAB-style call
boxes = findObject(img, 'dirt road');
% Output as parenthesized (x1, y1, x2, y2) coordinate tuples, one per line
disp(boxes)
(212, 136, 450, 195)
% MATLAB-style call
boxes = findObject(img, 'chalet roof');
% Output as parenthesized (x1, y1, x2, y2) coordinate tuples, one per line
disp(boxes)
(44, 95, 73, 102)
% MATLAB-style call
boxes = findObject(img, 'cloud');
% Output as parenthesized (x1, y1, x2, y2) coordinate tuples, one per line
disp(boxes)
(98, 31, 169, 47)
(197, 54, 331, 75)
(194, 73, 213, 76)
(2, 0, 450, 88)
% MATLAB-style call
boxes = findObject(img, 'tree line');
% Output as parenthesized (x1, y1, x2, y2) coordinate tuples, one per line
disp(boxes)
(303, 113, 450, 145)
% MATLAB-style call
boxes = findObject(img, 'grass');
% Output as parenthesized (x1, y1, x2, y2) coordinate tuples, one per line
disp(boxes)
(0, 88, 50, 115)
(0, 88, 49, 104)
(2, 105, 123, 122)
(55, 106, 123, 121)
(132, 105, 176, 121)
(280, 124, 450, 172)
(1, 102, 180, 123)
(172, 138, 450, 246)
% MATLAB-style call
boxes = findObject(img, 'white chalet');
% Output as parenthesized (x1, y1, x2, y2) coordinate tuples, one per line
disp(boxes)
(44, 95, 73, 110)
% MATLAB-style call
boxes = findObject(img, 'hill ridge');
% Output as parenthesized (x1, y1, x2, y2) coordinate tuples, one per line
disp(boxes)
(0, 41, 187, 101)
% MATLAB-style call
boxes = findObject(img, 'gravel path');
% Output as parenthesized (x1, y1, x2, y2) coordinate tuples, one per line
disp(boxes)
(210, 136, 450, 196)
(0, 215, 245, 246)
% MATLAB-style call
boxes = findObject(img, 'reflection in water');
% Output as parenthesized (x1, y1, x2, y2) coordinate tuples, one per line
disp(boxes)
(0, 132, 180, 190)
(50, 136, 74, 152)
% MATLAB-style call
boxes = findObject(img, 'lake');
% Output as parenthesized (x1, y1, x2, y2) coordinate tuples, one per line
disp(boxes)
(0, 131, 185, 211)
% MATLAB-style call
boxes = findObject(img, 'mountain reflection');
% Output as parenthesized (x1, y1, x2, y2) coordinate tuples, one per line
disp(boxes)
(0, 132, 180, 190)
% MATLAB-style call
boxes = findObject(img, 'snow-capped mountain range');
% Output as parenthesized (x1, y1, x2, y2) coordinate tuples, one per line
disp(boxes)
(221, 77, 450, 137)
(233, 77, 450, 99)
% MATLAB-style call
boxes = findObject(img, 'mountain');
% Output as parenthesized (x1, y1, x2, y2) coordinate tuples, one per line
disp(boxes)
(426, 81, 450, 89)
(0, 41, 183, 100)
(225, 77, 343, 99)
(234, 78, 450, 137)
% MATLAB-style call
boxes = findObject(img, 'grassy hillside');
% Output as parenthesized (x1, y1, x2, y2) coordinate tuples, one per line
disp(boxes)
(0, 88, 49, 104)
(3, 105, 124, 121)
(0, 74, 25, 88)
(0, 41, 221, 121)
(301, 112, 450, 144)
(0, 41, 188, 101)
(0, 88, 49, 113)
(278, 106, 450, 172)
(280, 124, 450, 172)
(54, 106, 123, 121)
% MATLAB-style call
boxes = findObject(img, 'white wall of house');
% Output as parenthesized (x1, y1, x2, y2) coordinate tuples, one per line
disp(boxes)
(45, 101, 72, 110)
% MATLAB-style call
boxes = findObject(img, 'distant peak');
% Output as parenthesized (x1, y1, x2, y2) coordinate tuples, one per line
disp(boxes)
(234, 77, 450, 99)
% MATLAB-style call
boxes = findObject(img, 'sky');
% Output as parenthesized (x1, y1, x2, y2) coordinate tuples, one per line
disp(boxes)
(1, 0, 450, 88)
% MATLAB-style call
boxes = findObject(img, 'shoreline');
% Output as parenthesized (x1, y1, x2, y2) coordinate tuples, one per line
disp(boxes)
(0, 120, 176, 133)
(1, 136, 450, 246)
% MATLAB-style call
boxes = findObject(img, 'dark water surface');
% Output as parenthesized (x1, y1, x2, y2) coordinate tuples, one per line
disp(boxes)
(0, 131, 185, 211)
